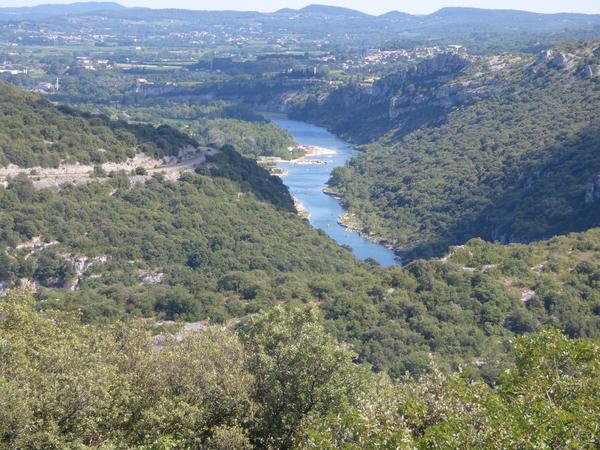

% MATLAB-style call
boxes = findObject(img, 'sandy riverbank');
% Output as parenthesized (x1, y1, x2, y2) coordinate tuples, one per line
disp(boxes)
(302, 146, 336, 157)
(259, 146, 336, 178)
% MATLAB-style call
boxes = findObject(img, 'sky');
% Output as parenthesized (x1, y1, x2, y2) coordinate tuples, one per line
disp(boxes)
(3, 0, 600, 15)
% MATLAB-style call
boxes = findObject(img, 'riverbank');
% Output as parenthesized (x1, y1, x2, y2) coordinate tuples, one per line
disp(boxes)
(260, 145, 336, 165)
(268, 115, 399, 266)
(293, 197, 310, 220)
(325, 186, 401, 258)
(336, 211, 401, 259)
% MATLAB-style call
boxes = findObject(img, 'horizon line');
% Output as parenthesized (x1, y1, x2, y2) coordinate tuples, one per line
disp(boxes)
(1, 1, 600, 17)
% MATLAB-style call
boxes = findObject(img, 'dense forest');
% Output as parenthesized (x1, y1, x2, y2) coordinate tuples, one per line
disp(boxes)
(1, 291, 598, 448)
(0, 82, 195, 167)
(3, 158, 600, 376)
(111, 99, 300, 159)
(0, 82, 297, 166)
(302, 42, 600, 258)
(1, 8, 600, 445)
(0, 82, 599, 381)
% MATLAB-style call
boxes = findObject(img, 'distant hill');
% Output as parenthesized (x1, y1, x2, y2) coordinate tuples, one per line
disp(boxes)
(428, 7, 600, 30)
(0, 2, 126, 19)
(295, 4, 370, 17)
(2, 3, 600, 49)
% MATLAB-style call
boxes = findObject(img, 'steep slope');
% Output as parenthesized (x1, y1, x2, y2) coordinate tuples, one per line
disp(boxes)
(322, 42, 600, 258)
(0, 82, 366, 323)
(288, 53, 472, 143)
(1, 82, 599, 380)
(0, 81, 194, 168)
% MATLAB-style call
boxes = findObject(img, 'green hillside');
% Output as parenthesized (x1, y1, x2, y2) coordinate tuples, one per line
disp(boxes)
(1, 82, 599, 382)
(293, 42, 600, 259)
(0, 81, 196, 167)
(1, 292, 598, 448)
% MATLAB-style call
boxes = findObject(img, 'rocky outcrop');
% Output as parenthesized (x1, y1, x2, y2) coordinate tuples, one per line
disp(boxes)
(321, 53, 473, 124)
(0, 281, 8, 296)
(585, 175, 600, 204)
(578, 65, 596, 79)
(373, 53, 471, 99)
(138, 269, 165, 285)
(389, 81, 488, 120)
(0, 146, 218, 189)
(529, 46, 600, 78)
(63, 254, 110, 290)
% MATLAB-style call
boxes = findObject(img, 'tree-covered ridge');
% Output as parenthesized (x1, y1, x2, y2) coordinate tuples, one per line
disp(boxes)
(0, 81, 195, 167)
(1, 79, 599, 381)
(92, 99, 299, 160)
(2, 154, 600, 378)
(326, 42, 600, 258)
(1, 292, 598, 449)
(325, 227, 600, 377)
(0, 152, 366, 322)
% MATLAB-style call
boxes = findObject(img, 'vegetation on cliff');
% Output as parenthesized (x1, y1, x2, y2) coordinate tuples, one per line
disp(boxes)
(318, 43, 600, 258)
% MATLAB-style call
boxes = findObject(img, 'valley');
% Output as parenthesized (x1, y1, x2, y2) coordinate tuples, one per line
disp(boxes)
(269, 115, 400, 266)
(0, 2, 599, 448)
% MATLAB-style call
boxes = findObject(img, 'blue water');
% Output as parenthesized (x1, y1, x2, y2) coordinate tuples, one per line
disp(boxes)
(268, 114, 399, 266)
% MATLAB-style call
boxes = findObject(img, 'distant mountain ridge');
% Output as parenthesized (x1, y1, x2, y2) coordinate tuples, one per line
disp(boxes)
(1, 2, 600, 25)
(293, 4, 370, 17)
(0, 1, 126, 17)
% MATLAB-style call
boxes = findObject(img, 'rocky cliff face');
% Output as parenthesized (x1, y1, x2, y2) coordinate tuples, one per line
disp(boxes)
(585, 175, 600, 204)
(373, 53, 471, 98)
(280, 53, 476, 142)
(528, 45, 600, 79)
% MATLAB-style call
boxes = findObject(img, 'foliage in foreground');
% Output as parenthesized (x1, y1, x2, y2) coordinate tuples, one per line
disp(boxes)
(1, 291, 598, 449)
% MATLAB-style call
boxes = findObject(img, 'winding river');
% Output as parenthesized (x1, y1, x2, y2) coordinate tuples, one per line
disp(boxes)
(267, 114, 399, 266)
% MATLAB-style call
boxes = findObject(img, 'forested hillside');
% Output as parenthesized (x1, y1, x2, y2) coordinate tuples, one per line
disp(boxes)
(315, 42, 600, 258)
(1, 82, 600, 381)
(0, 82, 194, 167)
(2, 5, 600, 447)
(86, 99, 299, 160)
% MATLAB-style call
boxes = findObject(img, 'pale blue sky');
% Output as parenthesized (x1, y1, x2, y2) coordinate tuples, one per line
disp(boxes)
(4, 0, 600, 15)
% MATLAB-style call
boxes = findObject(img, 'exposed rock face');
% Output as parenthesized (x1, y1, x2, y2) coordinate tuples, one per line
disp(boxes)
(139, 270, 165, 285)
(585, 175, 600, 204)
(529, 46, 600, 78)
(548, 51, 567, 68)
(373, 53, 470, 98)
(368, 54, 473, 120)
(153, 321, 208, 349)
(63, 254, 110, 290)
(0, 146, 218, 189)
(579, 65, 595, 79)
(18, 278, 37, 292)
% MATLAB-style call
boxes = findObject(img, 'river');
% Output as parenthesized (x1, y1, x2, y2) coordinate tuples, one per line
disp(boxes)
(267, 114, 399, 266)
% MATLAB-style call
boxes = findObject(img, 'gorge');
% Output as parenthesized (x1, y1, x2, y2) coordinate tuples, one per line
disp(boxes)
(268, 114, 399, 266)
